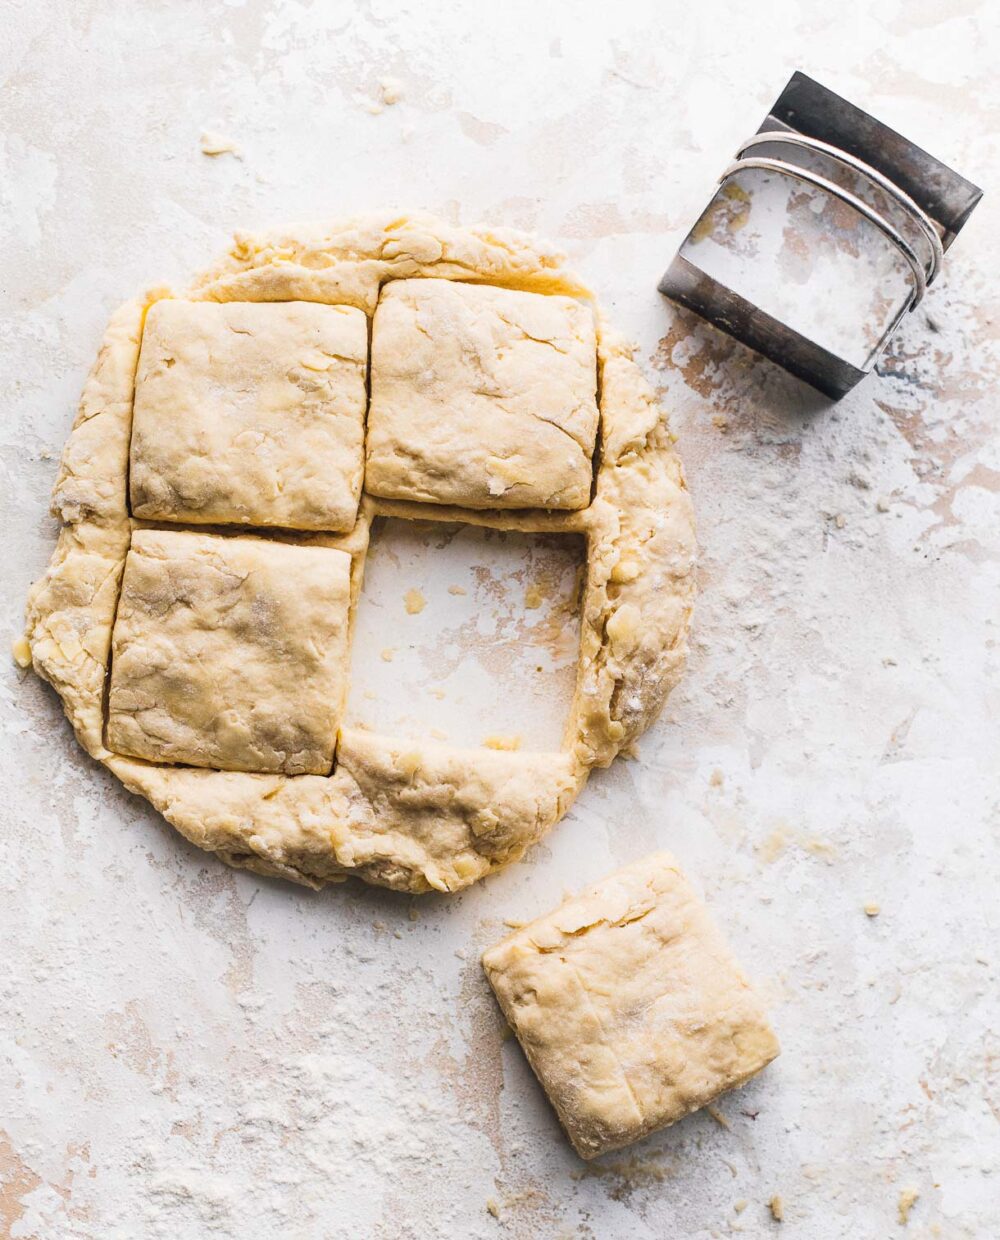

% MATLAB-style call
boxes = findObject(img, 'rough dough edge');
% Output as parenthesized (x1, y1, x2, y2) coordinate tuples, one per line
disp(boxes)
(22, 213, 697, 893)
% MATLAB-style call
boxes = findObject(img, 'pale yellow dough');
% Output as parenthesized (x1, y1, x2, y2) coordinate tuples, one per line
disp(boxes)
(365, 279, 598, 510)
(107, 529, 351, 775)
(482, 852, 779, 1159)
(22, 213, 697, 893)
(130, 299, 368, 532)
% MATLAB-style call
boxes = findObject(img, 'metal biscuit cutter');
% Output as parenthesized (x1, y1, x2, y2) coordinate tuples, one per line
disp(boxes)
(658, 71, 982, 398)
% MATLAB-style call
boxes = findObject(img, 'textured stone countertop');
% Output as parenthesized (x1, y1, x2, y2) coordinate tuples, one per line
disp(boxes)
(2, 2, 998, 1237)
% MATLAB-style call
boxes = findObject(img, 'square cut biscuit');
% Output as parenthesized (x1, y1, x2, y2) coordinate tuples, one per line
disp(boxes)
(106, 529, 351, 775)
(365, 280, 599, 510)
(130, 300, 368, 532)
(482, 852, 779, 1160)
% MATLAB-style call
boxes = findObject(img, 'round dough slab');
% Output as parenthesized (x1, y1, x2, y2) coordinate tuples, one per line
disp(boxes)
(22, 213, 696, 893)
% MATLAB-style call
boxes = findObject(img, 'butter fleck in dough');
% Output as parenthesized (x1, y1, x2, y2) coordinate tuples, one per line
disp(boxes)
(483, 734, 522, 751)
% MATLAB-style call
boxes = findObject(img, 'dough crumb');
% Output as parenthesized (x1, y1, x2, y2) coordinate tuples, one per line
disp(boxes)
(711, 413, 730, 432)
(484, 734, 522, 751)
(404, 589, 426, 614)
(398, 751, 421, 779)
(448, 584, 467, 596)
(200, 130, 241, 158)
(834, 513, 846, 529)
(864, 902, 881, 917)
(768, 1194, 784, 1222)
(734, 1199, 747, 1214)
(380, 648, 395, 662)
(11, 635, 32, 668)
(757, 826, 789, 863)
(898, 1187, 919, 1225)
(380, 76, 404, 105)
(485, 1197, 500, 1219)
(758, 825, 835, 864)
(706, 1105, 730, 1129)
(709, 767, 724, 788)
(525, 575, 552, 610)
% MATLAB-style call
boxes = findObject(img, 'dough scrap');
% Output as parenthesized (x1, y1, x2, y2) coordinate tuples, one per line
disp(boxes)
(571, 325, 696, 766)
(24, 520, 130, 758)
(365, 279, 598, 510)
(192, 212, 592, 311)
(108, 729, 581, 893)
(107, 529, 352, 775)
(482, 851, 779, 1158)
(51, 298, 146, 526)
(23, 213, 697, 893)
(130, 300, 368, 532)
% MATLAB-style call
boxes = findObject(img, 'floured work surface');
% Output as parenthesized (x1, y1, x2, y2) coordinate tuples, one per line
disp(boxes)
(346, 518, 584, 752)
(22, 213, 697, 894)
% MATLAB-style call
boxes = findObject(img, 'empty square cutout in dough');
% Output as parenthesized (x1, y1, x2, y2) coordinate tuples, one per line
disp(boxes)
(365, 280, 599, 510)
(482, 852, 780, 1160)
(106, 528, 352, 774)
(129, 299, 369, 532)
(345, 517, 583, 751)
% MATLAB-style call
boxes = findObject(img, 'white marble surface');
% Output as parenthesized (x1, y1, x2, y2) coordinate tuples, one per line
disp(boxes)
(3, 2, 999, 1236)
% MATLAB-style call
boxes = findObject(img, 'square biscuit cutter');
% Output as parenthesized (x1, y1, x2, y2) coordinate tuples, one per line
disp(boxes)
(658, 71, 982, 398)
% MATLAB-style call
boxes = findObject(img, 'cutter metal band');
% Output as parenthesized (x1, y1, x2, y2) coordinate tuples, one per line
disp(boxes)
(735, 131, 945, 284)
(718, 149, 933, 308)
(658, 71, 982, 398)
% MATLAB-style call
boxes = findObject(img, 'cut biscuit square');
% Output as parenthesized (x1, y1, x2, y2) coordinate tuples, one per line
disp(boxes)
(130, 300, 369, 531)
(482, 851, 780, 1160)
(365, 280, 599, 510)
(106, 529, 352, 774)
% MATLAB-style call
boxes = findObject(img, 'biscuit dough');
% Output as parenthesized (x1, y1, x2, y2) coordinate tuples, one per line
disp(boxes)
(365, 279, 598, 509)
(130, 300, 368, 532)
(22, 213, 697, 893)
(482, 852, 780, 1158)
(107, 529, 352, 774)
